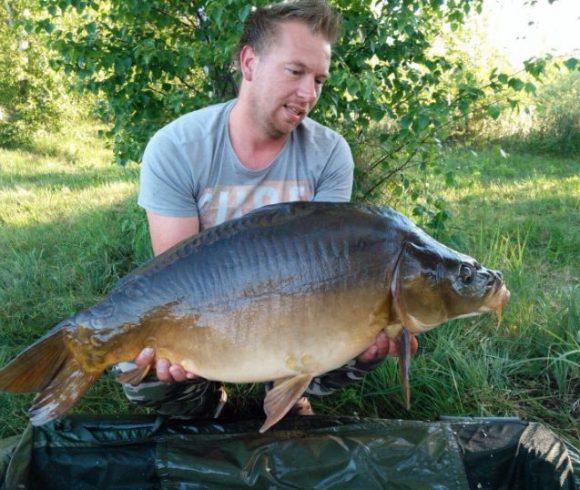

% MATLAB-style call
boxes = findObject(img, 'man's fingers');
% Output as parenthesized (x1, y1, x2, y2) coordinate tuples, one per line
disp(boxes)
(357, 345, 378, 364)
(156, 358, 171, 382)
(410, 334, 418, 354)
(375, 331, 389, 358)
(135, 348, 196, 383)
(169, 364, 187, 382)
(135, 347, 155, 367)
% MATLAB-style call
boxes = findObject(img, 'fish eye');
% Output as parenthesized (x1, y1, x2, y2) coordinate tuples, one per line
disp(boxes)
(459, 264, 474, 284)
(424, 271, 437, 282)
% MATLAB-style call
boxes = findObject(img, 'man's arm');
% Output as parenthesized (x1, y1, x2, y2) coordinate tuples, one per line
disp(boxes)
(135, 124, 203, 381)
(147, 211, 200, 256)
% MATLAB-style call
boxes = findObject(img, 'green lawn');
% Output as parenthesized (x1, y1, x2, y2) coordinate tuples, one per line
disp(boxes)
(0, 121, 578, 447)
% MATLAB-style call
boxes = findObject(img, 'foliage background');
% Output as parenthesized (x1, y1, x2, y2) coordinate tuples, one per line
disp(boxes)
(21, 0, 574, 226)
(0, 0, 578, 447)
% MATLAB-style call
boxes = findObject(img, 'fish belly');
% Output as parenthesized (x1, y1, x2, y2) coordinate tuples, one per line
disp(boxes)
(155, 284, 386, 383)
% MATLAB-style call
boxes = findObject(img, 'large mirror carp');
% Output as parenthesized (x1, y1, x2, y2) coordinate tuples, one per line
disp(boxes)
(0, 202, 509, 432)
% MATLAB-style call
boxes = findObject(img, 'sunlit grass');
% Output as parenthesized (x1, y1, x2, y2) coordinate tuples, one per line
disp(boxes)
(0, 123, 578, 448)
(0, 118, 152, 432)
(358, 146, 579, 446)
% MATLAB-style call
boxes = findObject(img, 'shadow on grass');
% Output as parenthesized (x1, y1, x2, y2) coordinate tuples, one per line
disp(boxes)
(0, 167, 138, 191)
(443, 192, 579, 268)
(0, 192, 151, 338)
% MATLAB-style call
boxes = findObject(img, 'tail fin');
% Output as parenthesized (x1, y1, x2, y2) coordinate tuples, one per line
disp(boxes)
(0, 326, 100, 425)
(0, 327, 68, 393)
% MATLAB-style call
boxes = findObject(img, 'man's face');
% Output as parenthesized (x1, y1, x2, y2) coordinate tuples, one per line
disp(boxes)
(245, 21, 331, 138)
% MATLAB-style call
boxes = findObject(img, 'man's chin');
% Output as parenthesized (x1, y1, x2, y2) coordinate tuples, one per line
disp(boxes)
(267, 121, 297, 139)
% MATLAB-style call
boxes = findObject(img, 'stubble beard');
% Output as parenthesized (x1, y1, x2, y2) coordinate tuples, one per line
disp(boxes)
(250, 92, 297, 140)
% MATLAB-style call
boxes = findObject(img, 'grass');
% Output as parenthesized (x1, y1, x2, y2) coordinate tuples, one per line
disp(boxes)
(0, 121, 578, 449)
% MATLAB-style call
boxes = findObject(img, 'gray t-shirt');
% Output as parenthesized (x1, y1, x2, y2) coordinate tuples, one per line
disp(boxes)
(138, 99, 354, 230)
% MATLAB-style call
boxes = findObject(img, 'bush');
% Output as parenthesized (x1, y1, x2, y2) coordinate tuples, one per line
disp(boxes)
(0, 1, 70, 147)
(516, 67, 579, 157)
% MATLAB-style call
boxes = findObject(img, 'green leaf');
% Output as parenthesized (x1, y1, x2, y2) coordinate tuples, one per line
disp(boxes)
(564, 58, 578, 71)
(239, 5, 251, 22)
(508, 78, 524, 91)
(524, 58, 546, 78)
(413, 205, 426, 217)
(486, 104, 501, 120)
(524, 82, 536, 94)
(413, 114, 429, 132)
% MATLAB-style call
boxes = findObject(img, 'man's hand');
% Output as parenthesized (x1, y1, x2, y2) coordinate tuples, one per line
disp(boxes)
(357, 331, 418, 364)
(135, 347, 198, 383)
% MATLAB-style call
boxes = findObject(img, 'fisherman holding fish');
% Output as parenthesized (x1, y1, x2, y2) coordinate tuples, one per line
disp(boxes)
(118, 0, 418, 418)
(0, 0, 510, 430)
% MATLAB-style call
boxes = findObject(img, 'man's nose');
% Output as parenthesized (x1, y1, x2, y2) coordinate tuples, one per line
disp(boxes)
(297, 76, 318, 103)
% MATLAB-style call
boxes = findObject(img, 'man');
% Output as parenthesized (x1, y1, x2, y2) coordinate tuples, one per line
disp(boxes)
(117, 0, 417, 418)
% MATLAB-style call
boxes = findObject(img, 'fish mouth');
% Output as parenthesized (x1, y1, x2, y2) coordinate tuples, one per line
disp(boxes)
(480, 283, 511, 324)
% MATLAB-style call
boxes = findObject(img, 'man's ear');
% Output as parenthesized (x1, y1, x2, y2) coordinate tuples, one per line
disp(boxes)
(239, 45, 257, 82)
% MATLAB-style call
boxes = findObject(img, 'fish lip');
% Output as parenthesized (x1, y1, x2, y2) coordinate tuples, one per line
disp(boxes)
(482, 283, 510, 311)
(500, 286, 511, 305)
(486, 279, 506, 296)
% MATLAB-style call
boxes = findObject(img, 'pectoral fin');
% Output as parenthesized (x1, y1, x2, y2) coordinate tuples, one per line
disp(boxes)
(115, 364, 151, 386)
(397, 327, 411, 410)
(260, 374, 313, 433)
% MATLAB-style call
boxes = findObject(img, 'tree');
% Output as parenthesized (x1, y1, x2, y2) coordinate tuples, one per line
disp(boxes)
(36, 0, 558, 225)
(0, 0, 65, 146)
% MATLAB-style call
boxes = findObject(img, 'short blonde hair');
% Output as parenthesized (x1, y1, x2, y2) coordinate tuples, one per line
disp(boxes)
(235, 0, 341, 64)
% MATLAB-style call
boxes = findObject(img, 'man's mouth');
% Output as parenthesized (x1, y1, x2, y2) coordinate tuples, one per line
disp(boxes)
(283, 104, 306, 121)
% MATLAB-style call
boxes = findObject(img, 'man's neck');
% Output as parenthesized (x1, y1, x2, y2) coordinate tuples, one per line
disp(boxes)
(228, 98, 289, 171)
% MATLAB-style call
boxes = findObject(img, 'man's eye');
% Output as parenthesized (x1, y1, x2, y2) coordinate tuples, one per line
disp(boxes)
(287, 68, 301, 76)
(315, 79, 325, 86)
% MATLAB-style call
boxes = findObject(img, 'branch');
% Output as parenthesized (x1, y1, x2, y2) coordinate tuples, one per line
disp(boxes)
(364, 145, 422, 195)
(360, 90, 522, 195)
(176, 74, 196, 91)
(146, 84, 166, 96)
(152, 6, 196, 30)
(366, 63, 531, 171)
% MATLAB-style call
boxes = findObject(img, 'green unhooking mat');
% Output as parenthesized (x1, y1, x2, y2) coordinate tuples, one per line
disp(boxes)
(0, 415, 577, 489)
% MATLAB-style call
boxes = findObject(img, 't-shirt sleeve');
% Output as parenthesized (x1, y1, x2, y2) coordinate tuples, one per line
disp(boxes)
(313, 136, 354, 202)
(138, 130, 198, 217)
